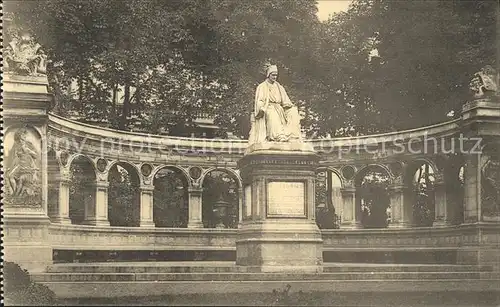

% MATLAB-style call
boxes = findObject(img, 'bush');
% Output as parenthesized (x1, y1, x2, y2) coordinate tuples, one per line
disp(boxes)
(3, 261, 56, 306)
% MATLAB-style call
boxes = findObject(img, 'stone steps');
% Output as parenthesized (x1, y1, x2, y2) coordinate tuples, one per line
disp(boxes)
(33, 271, 500, 283)
(44, 261, 493, 274)
(33, 261, 500, 302)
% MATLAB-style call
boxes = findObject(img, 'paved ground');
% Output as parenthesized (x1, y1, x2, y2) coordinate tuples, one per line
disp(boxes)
(55, 291, 500, 306)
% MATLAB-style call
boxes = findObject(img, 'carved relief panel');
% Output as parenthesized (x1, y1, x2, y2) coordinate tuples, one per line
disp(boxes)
(481, 146, 500, 218)
(4, 126, 43, 207)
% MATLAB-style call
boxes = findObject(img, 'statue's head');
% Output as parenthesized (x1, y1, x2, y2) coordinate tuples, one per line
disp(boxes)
(265, 64, 278, 83)
(19, 30, 33, 43)
(14, 128, 28, 144)
(482, 65, 496, 76)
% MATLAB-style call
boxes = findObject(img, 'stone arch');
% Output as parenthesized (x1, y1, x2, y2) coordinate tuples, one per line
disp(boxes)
(354, 164, 392, 229)
(406, 158, 437, 227)
(326, 167, 344, 188)
(69, 154, 97, 224)
(152, 166, 190, 228)
(201, 168, 241, 228)
(107, 161, 141, 227)
(355, 164, 393, 185)
(200, 167, 242, 189)
(151, 165, 190, 187)
(107, 161, 141, 179)
(68, 154, 97, 174)
(315, 167, 343, 229)
(405, 158, 438, 182)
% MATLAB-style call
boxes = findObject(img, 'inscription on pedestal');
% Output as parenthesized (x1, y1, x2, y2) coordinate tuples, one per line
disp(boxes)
(267, 181, 305, 217)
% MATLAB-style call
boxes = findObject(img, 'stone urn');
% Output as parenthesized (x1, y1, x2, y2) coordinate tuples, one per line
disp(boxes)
(213, 197, 230, 228)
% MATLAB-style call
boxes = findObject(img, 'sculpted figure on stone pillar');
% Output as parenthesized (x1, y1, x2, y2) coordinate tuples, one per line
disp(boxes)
(248, 64, 302, 145)
(5, 127, 41, 206)
(4, 30, 47, 76)
(469, 65, 499, 99)
(482, 154, 500, 217)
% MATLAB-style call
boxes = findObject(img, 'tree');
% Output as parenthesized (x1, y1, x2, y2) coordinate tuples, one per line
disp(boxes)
(357, 169, 391, 228)
(4, 0, 208, 131)
(5, 0, 496, 137)
(4, 0, 325, 137)
(108, 165, 140, 227)
(153, 169, 188, 228)
(317, 0, 498, 134)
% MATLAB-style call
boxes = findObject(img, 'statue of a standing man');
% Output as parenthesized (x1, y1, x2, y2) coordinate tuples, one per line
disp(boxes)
(248, 64, 302, 145)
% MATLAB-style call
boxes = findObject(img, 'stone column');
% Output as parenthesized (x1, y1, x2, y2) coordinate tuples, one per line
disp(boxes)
(238, 187, 243, 227)
(83, 181, 110, 226)
(51, 175, 72, 224)
(388, 185, 413, 228)
(331, 187, 343, 224)
(139, 185, 155, 227)
(462, 154, 481, 223)
(238, 187, 243, 222)
(340, 187, 362, 229)
(433, 174, 453, 226)
(187, 187, 204, 228)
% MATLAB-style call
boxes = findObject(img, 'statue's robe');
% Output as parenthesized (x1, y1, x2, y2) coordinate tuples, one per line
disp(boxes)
(248, 80, 301, 145)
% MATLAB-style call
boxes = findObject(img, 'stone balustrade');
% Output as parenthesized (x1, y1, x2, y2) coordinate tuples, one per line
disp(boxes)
(48, 224, 236, 251)
(45, 222, 500, 252)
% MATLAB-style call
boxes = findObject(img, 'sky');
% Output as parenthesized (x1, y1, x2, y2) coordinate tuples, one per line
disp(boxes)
(316, 0, 352, 21)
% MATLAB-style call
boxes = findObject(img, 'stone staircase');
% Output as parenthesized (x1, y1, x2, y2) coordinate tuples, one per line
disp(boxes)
(34, 262, 499, 281)
(31, 261, 500, 303)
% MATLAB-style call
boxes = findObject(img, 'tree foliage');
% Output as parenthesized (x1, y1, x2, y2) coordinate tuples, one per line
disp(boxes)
(153, 169, 188, 228)
(313, 0, 498, 134)
(4, 0, 497, 137)
(108, 165, 140, 227)
(202, 171, 239, 228)
(356, 168, 390, 228)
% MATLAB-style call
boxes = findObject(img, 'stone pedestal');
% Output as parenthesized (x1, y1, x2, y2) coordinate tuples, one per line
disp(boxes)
(340, 187, 362, 229)
(458, 95, 500, 271)
(236, 142, 323, 273)
(187, 187, 204, 228)
(139, 185, 156, 227)
(3, 74, 53, 272)
(388, 185, 413, 228)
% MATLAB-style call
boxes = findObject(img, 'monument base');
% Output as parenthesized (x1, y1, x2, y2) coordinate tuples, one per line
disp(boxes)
(3, 213, 52, 273)
(237, 142, 323, 273)
(236, 220, 323, 272)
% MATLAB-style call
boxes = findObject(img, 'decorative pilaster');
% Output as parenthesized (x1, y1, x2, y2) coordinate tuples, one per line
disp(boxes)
(433, 174, 453, 226)
(237, 187, 243, 227)
(51, 174, 72, 224)
(340, 187, 362, 229)
(187, 187, 204, 228)
(139, 184, 155, 227)
(462, 154, 481, 223)
(83, 181, 110, 226)
(388, 185, 413, 228)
